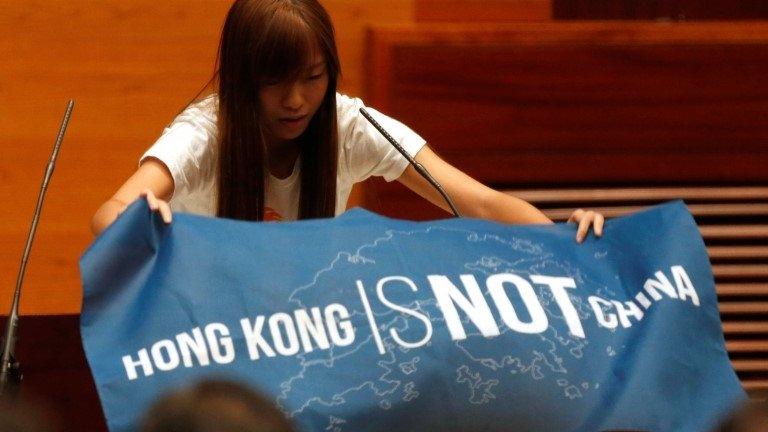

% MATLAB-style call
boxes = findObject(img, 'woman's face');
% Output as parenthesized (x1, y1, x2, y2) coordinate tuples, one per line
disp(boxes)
(258, 53, 329, 146)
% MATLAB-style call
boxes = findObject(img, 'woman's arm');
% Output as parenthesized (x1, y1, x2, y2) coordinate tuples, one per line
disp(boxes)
(396, 146, 604, 242)
(90, 158, 175, 236)
(396, 146, 551, 224)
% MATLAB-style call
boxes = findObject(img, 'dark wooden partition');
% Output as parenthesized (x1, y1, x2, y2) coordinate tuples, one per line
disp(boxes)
(365, 22, 768, 216)
(0, 314, 105, 431)
(364, 22, 768, 396)
(554, 0, 768, 20)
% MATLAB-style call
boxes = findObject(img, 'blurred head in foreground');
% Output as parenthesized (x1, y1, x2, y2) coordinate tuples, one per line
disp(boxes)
(715, 400, 768, 432)
(140, 379, 294, 432)
(0, 396, 54, 432)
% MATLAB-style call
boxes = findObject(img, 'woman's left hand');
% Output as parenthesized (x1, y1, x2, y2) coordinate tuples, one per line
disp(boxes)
(568, 209, 605, 244)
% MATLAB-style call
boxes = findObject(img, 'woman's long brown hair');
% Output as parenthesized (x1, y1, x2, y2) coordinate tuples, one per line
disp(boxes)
(215, 0, 340, 221)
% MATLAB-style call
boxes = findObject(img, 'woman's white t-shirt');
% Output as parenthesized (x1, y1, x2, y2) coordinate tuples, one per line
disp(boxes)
(140, 93, 427, 221)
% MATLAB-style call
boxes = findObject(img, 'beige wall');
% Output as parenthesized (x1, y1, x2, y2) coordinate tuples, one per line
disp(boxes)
(0, 0, 416, 314)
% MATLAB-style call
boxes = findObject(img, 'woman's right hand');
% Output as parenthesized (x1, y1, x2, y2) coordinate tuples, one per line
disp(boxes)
(91, 158, 175, 236)
(140, 189, 173, 224)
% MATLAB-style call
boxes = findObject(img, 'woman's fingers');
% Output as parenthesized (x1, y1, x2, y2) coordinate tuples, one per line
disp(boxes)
(140, 189, 172, 224)
(569, 209, 604, 243)
(157, 200, 173, 224)
(567, 208, 584, 224)
(576, 212, 593, 243)
(594, 212, 605, 237)
(140, 189, 157, 208)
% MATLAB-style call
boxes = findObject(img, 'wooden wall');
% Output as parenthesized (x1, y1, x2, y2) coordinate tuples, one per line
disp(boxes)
(365, 22, 768, 195)
(416, 0, 550, 22)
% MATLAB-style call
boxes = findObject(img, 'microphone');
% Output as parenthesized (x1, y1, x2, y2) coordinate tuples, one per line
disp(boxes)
(359, 107, 462, 218)
(0, 100, 74, 396)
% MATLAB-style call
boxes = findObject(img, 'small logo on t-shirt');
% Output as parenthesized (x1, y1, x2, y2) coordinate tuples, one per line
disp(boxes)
(264, 207, 283, 222)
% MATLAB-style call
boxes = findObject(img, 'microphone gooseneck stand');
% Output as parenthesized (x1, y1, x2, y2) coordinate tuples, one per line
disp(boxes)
(0, 100, 74, 397)
(359, 107, 462, 218)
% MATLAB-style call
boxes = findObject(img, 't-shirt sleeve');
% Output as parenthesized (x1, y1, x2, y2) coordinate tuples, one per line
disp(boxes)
(337, 94, 427, 183)
(139, 99, 217, 199)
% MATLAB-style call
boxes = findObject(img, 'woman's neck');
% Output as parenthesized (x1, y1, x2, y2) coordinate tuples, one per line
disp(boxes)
(266, 139, 300, 179)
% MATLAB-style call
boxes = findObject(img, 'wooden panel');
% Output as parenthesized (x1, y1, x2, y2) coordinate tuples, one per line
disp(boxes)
(365, 22, 768, 220)
(0, 1, 230, 317)
(371, 24, 768, 181)
(718, 284, 768, 296)
(416, 0, 551, 22)
(325, 0, 416, 96)
(505, 187, 768, 202)
(725, 322, 768, 334)
(554, 0, 768, 20)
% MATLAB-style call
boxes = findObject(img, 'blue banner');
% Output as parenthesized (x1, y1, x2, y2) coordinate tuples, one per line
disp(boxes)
(80, 200, 744, 432)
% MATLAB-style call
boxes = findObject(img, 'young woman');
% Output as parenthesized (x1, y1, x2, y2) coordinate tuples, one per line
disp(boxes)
(90, 0, 604, 241)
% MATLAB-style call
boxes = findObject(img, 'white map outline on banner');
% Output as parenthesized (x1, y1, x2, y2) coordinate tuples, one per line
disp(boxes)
(277, 225, 619, 426)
